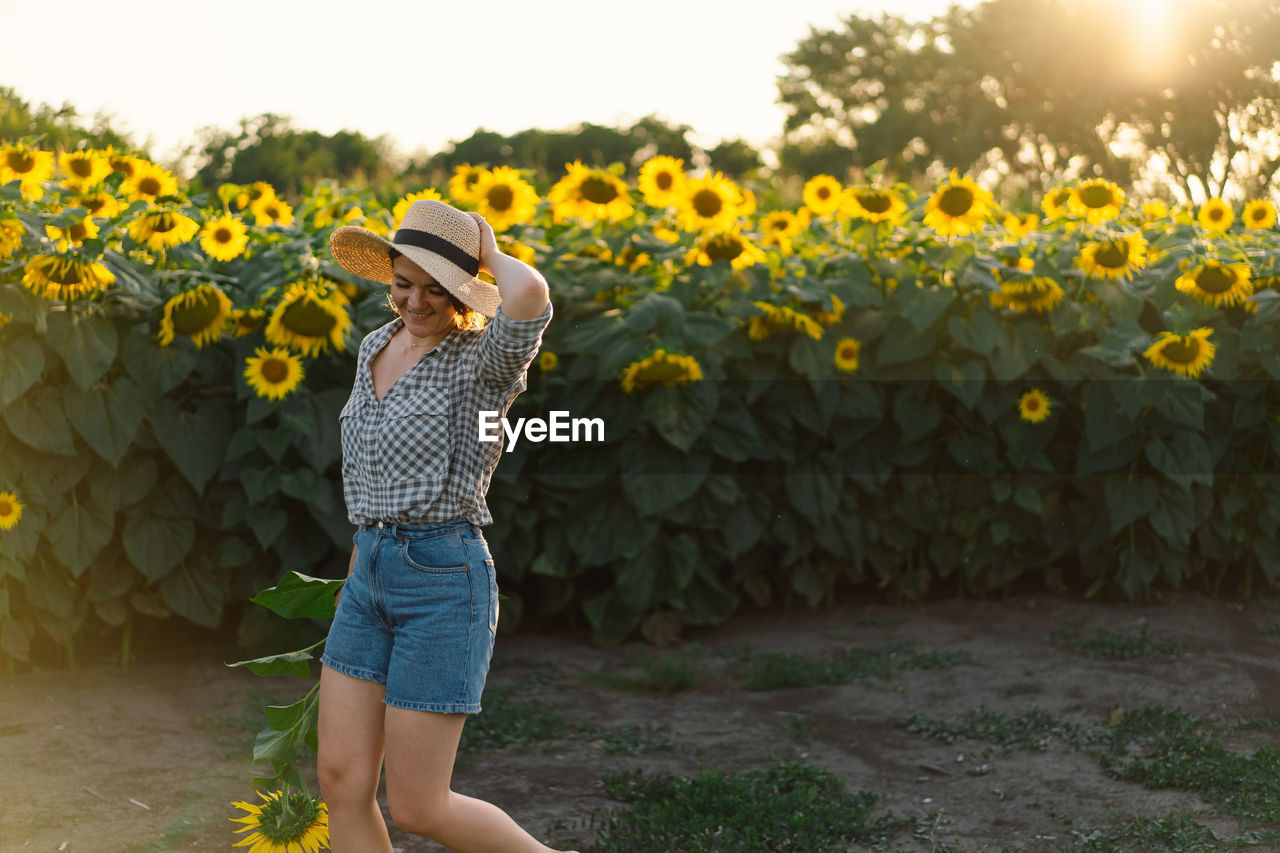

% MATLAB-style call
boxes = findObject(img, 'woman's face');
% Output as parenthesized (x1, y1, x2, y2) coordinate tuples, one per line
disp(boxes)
(392, 255, 458, 340)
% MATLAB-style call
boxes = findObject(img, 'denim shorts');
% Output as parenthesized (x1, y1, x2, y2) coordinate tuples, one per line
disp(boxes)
(320, 519, 498, 714)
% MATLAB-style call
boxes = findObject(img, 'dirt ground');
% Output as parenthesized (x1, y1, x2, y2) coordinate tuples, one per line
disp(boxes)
(3, 591, 1279, 853)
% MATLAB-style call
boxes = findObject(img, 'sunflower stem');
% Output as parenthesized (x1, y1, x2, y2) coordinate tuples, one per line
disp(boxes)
(120, 615, 132, 668)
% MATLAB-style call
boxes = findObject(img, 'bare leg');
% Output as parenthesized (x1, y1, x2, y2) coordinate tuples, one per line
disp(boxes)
(383, 706, 576, 853)
(317, 665, 395, 853)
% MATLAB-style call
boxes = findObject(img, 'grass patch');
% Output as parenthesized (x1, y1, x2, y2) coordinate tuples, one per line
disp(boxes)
(579, 643, 702, 695)
(744, 638, 970, 691)
(902, 704, 1280, 838)
(1048, 620, 1186, 660)
(459, 687, 569, 753)
(585, 721, 674, 755)
(1061, 811, 1274, 852)
(589, 755, 913, 852)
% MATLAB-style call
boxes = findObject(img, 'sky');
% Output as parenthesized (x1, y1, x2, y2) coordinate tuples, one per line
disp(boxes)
(0, 0, 971, 177)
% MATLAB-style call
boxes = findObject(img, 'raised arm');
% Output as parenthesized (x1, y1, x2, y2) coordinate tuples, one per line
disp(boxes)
(467, 212, 549, 320)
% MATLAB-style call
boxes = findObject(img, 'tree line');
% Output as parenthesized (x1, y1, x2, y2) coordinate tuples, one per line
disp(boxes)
(5, 0, 1278, 204)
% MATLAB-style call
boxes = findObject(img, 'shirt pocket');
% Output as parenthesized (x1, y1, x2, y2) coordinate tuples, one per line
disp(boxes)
(338, 393, 367, 481)
(377, 384, 452, 483)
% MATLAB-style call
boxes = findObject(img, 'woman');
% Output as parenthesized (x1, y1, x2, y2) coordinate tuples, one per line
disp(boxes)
(319, 199, 572, 852)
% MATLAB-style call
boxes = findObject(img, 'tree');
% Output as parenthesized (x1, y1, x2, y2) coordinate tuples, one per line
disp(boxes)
(777, 0, 1280, 200)
(184, 114, 394, 200)
(0, 87, 139, 154)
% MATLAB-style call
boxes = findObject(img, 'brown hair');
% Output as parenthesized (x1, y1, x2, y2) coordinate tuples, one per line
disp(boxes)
(388, 247, 485, 330)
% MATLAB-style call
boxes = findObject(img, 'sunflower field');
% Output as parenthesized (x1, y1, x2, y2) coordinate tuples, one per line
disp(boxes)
(3, 140, 1280, 664)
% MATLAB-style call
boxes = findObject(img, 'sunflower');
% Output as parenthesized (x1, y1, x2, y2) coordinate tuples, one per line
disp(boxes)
(200, 214, 250, 261)
(684, 224, 767, 270)
(392, 189, 445, 224)
(812, 293, 845, 325)
(447, 164, 487, 205)
(22, 254, 115, 301)
(1197, 198, 1233, 233)
(243, 347, 306, 401)
(0, 218, 26, 260)
(924, 170, 993, 236)
(57, 148, 113, 191)
(802, 175, 845, 219)
(620, 348, 704, 393)
(843, 186, 907, 224)
(230, 307, 267, 338)
(1040, 185, 1074, 220)
(496, 233, 538, 266)
(675, 171, 745, 233)
(220, 180, 277, 213)
(548, 161, 634, 225)
(1018, 389, 1052, 423)
(1242, 199, 1276, 231)
(158, 284, 234, 348)
(230, 788, 329, 853)
(990, 277, 1065, 313)
(539, 350, 558, 372)
(1068, 178, 1125, 224)
(1075, 232, 1148, 281)
(121, 160, 179, 202)
(1003, 213, 1040, 238)
(265, 278, 352, 356)
(251, 196, 295, 227)
(45, 215, 100, 251)
(1142, 200, 1170, 221)
(0, 143, 56, 200)
(834, 336, 861, 372)
(127, 208, 200, 251)
(0, 490, 22, 530)
(637, 155, 687, 208)
(471, 166, 539, 231)
(1175, 259, 1253, 308)
(747, 301, 824, 341)
(310, 194, 363, 229)
(1144, 328, 1215, 378)
(64, 198, 116, 228)
(104, 147, 141, 178)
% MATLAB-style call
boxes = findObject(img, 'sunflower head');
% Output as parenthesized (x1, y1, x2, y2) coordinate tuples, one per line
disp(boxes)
(1068, 178, 1125, 224)
(0, 490, 23, 530)
(1144, 328, 1216, 379)
(685, 225, 766, 270)
(1197, 199, 1234, 233)
(471, 165, 539, 230)
(924, 170, 993, 236)
(802, 175, 845, 218)
(638, 155, 687, 207)
(1175, 259, 1253, 308)
(244, 347, 306, 401)
(22, 254, 115, 301)
(548, 161, 635, 225)
(158, 284, 234, 348)
(675, 171, 745, 233)
(620, 349, 704, 393)
(393, 189, 444, 224)
(539, 351, 558, 372)
(1018, 389, 1051, 423)
(448, 164, 488, 204)
(747, 301, 824, 341)
(1041, 185, 1074, 220)
(834, 337, 861, 372)
(1242, 199, 1276, 231)
(200, 214, 250, 261)
(230, 788, 329, 853)
(1075, 232, 1148, 281)
(265, 277, 352, 356)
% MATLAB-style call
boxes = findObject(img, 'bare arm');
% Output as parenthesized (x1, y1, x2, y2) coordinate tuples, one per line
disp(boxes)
(467, 212, 549, 321)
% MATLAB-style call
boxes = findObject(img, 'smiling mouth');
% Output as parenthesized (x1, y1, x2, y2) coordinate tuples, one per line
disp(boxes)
(407, 311, 433, 319)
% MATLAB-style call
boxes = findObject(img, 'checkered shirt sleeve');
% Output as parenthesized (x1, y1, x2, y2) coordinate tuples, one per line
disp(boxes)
(339, 300, 553, 527)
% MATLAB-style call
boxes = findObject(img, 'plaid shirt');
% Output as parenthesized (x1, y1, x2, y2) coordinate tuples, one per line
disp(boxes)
(339, 301, 553, 527)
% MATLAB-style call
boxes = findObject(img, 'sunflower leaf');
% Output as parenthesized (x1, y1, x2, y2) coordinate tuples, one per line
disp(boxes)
(0, 335, 45, 406)
(45, 311, 117, 392)
(1103, 477, 1161, 533)
(250, 573, 342, 620)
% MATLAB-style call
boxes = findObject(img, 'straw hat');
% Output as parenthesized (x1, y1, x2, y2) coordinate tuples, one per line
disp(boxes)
(329, 199, 501, 317)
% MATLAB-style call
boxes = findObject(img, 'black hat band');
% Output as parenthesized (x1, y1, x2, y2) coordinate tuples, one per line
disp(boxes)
(393, 228, 479, 277)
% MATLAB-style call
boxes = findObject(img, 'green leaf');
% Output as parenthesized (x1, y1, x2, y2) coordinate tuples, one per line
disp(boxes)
(566, 496, 659, 567)
(122, 329, 196, 397)
(159, 556, 225, 628)
(1082, 381, 1134, 452)
(934, 359, 985, 409)
(1145, 432, 1214, 488)
(1116, 548, 1159, 599)
(45, 500, 115, 578)
(250, 572, 343, 620)
(784, 453, 843, 521)
(4, 386, 76, 455)
(896, 281, 954, 331)
(642, 381, 717, 452)
(122, 506, 195, 581)
(264, 695, 313, 732)
(45, 311, 118, 391)
(247, 506, 288, 549)
(0, 336, 45, 406)
(227, 639, 324, 678)
(623, 293, 684, 335)
(947, 306, 1002, 356)
(150, 398, 232, 492)
(874, 317, 935, 367)
(1103, 477, 1160, 533)
(989, 323, 1046, 380)
(279, 468, 336, 515)
(1153, 382, 1207, 430)
(64, 377, 146, 466)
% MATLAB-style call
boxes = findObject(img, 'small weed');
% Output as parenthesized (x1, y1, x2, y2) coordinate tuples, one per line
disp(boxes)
(780, 711, 827, 740)
(589, 754, 914, 852)
(1060, 810, 1272, 852)
(898, 705, 1094, 754)
(459, 687, 568, 753)
(744, 638, 970, 691)
(584, 721, 674, 755)
(579, 643, 702, 695)
(1048, 620, 1186, 660)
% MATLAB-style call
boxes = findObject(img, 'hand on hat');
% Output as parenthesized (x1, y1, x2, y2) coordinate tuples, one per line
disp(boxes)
(466, 211, 500, 274)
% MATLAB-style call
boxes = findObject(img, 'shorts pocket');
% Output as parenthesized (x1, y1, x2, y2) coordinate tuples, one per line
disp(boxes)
(400, 531, 469, 574)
